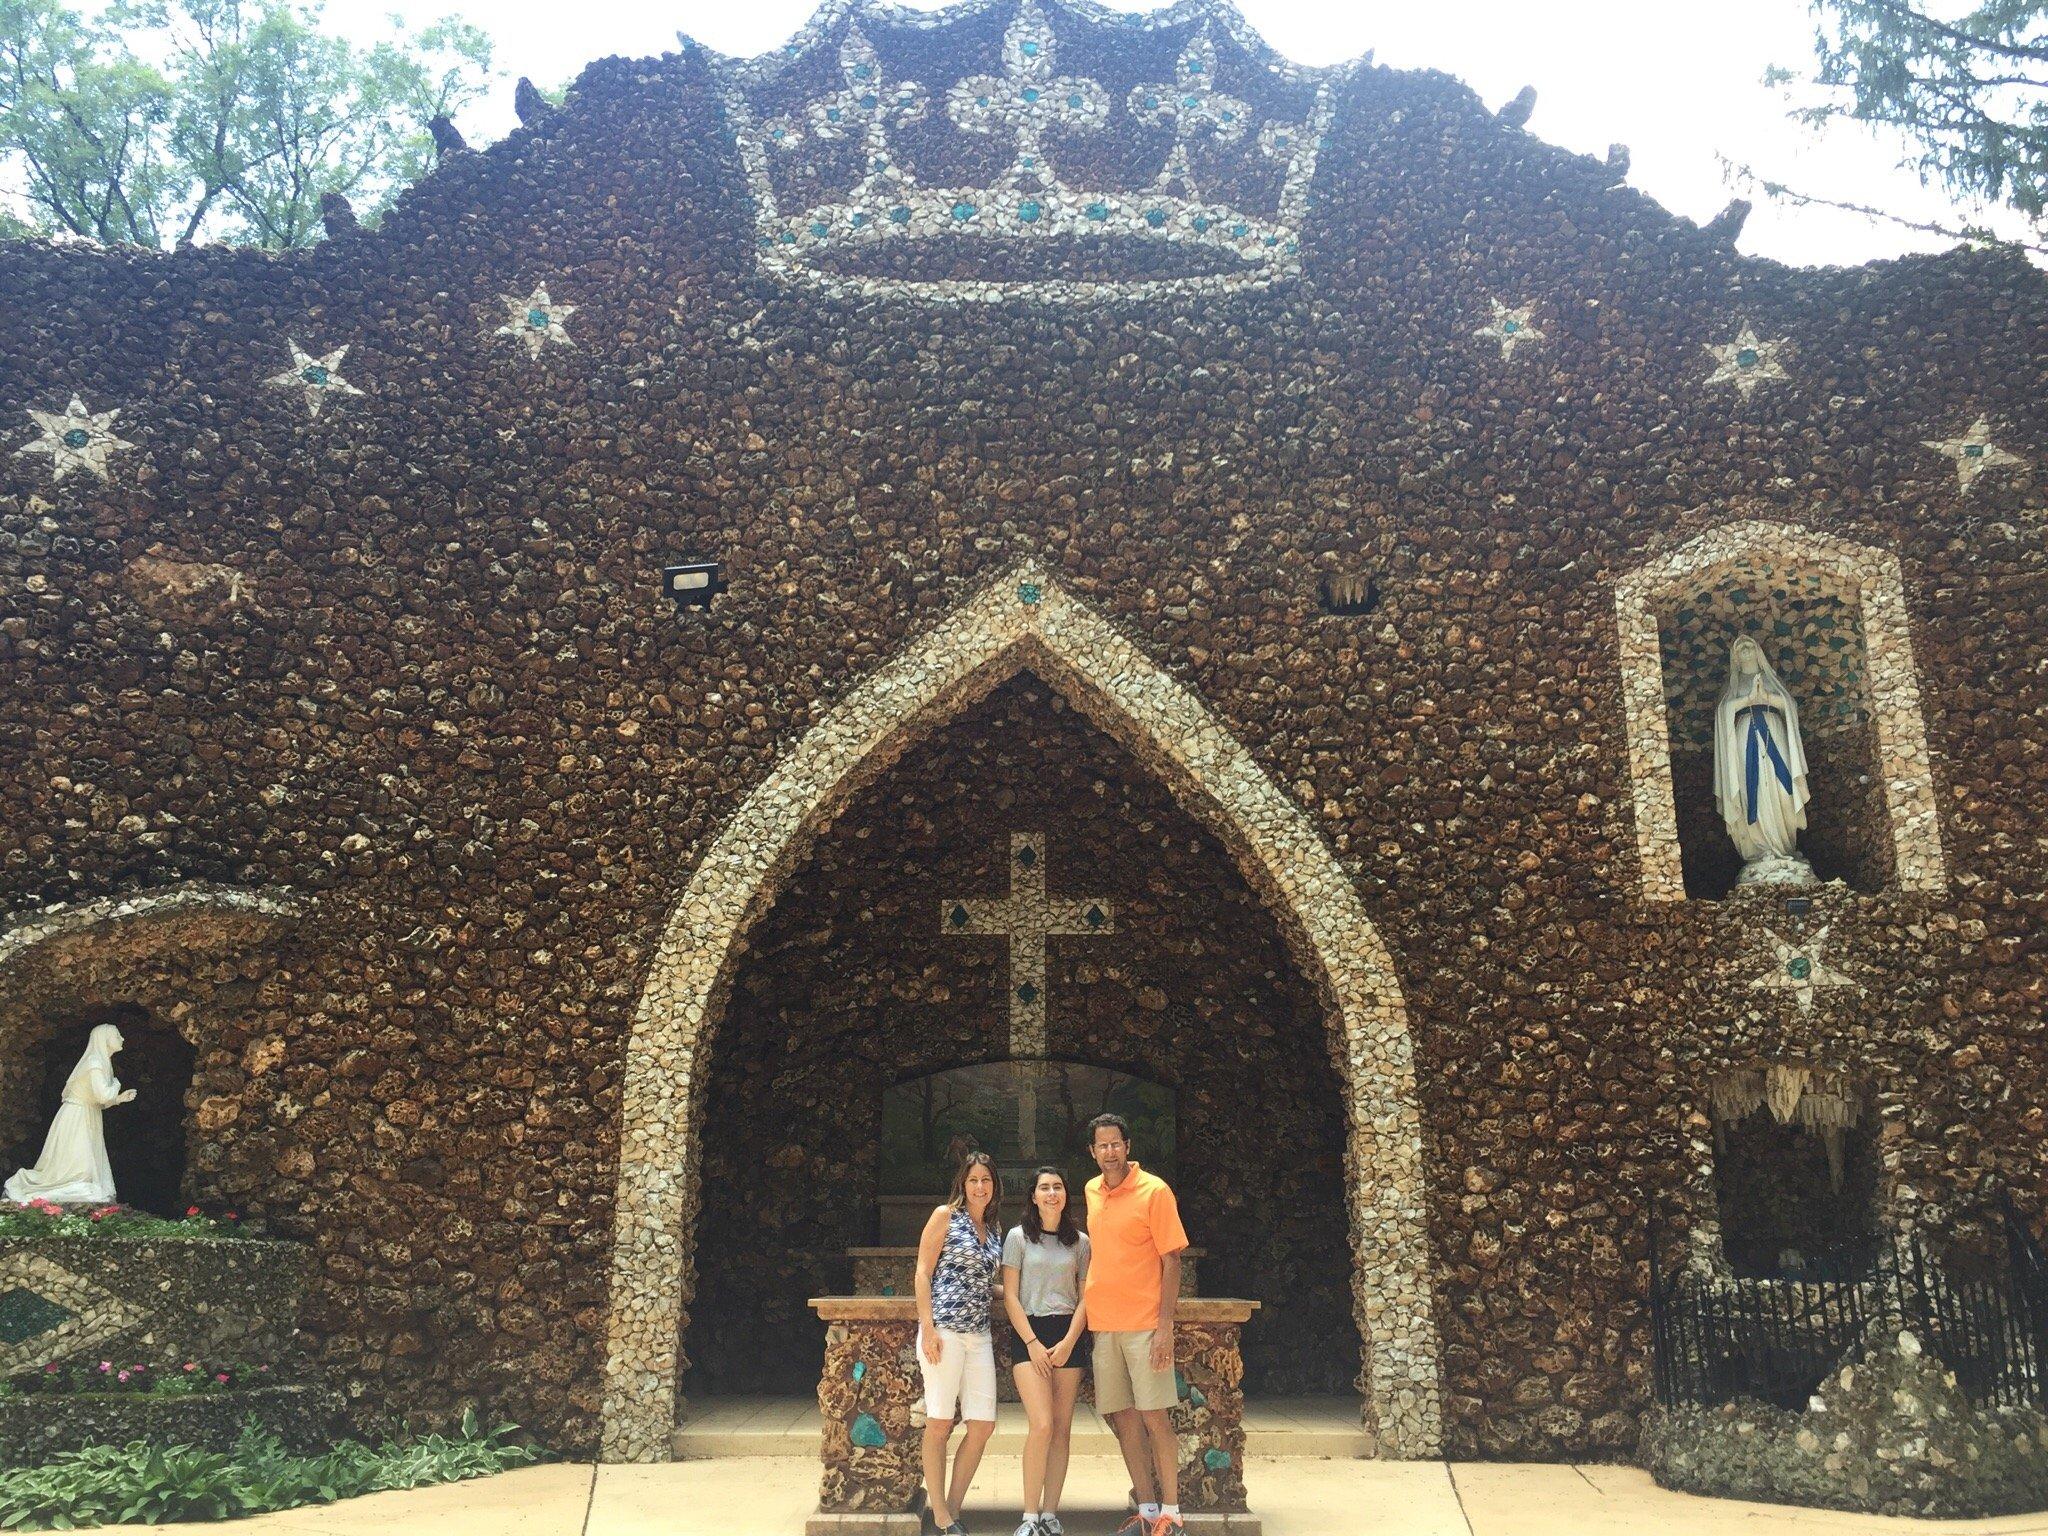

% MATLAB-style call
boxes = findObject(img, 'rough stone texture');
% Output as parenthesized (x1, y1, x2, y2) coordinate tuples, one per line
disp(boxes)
(0, 0, 2044, 1466)
(691, 677, 1351, 1401)
(0, 1384, 341, 1465)
(0, 1235, 311, 1377)
(1641, 1332, 2048, 1518)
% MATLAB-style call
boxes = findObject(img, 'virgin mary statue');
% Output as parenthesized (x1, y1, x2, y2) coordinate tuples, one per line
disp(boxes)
(4, 1024, 137, 1205)
(1713, 636, 1816, 886)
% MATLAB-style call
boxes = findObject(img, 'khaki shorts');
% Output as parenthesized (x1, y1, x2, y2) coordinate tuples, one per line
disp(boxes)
(1092, 1328, 1177, 1413)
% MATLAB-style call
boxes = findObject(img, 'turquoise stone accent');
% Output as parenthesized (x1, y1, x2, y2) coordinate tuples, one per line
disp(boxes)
(1066, 93, 1083, 108)
(826, 106, 843, 122)
(952, 201, 977, 221)
(1787, 957, 1812, 981)
(1230, 223, 1247, 237)
(950, 904, 970, 928)
(0, 1287, 74, 1345)
(890, 206, 912, 224)
(1016, 842, 1037, 867)
(526, 307, 550, 329)
(1502, 319, 1520, 335)
(852, 63, 873, 81)
(1143, 94, 1160, 109)
(1965, 442, 1986, 458)
(1204, 1448, 1232, 1471)
(1085, 203, 1109, 221)
(61, 427, 90, 448)
(1221, 110, 1235, 123)
(1189, 1385, 1208, 1408)
(1174, 1369, 1190, 1400)
(1145, 209, 1167, 228)
(1018, 201, 1041, 223)
(1193, 216, 1210, 232)
(1018, 580, 1042, 604)
(1084, 904, 1105, 928)
(882, 1283, 896, 1295)
(302, 364, 329, 384)
(1189, 58, 1204, 73)
(860, 93, 878, 109)
(1016, 982, 1039, 1004)
(976, 94, 990, 107)
(1182, 94, 1200, 108)
(851, 1412, 888, 1448)
(1736, 346, 1759, 367)
(1020, 39, 1040, 55)
(852, 1360, 867, 1382)
(1023, 88, 1040, 103)
(780, 231, 798, 244)
(851, 212, 870, 228)
(810, 221, 830, 238)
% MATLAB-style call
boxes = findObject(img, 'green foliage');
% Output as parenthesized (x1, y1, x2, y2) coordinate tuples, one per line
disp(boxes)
(1778, 1, 2047, 244)
(0, 0, 495, 248)
(0, 1202, 246, 1240)
(0, 1414, 539, 1529)
(8, 1361, 274, 1397)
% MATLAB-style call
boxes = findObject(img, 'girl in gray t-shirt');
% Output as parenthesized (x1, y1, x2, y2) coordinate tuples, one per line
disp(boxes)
(999, 1167, 1091, 1536)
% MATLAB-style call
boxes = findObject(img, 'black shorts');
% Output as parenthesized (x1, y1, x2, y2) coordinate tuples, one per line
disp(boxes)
(1026, 1313, 1080, 1357)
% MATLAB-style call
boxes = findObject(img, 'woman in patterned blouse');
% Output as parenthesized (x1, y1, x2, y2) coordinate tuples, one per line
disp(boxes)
(915, 1151, 1004, 1536)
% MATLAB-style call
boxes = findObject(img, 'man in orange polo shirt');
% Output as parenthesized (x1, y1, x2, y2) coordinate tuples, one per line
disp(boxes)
(1083, 1112, 1189, 1536)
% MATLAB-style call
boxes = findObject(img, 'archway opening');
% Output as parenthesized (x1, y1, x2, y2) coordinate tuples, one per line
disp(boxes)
(686, 675, 1357, 1399)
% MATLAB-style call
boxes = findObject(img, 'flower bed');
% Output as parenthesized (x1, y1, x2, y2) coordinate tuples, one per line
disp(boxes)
(0, 1383, 340, 1465)
(0, 1200, 248, 1241)
(5, 1359, 279, 1397)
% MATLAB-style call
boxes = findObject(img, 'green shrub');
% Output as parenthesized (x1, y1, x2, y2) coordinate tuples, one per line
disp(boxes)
(0, 1413, 539, 1528)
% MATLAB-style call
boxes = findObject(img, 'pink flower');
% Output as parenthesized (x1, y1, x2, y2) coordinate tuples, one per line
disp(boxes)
(43, 1364, 57, 1375)
(117, 1371, 129, 1383)
(224, 1212, 237, 1221)
(98, 1361, 111, 1373)
(215, 1372, 230, 1384)
(182, 1362, 196, 1373)
(185, 1206, 200, 1218)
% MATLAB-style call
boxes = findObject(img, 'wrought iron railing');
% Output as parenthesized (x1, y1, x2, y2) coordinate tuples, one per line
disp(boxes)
(1648, 1202, 2048, 1412)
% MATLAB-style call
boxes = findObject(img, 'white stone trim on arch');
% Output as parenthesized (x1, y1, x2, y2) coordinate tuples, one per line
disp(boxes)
(1614, 519, 1946, 902)
(599, 563, 1442, 1462)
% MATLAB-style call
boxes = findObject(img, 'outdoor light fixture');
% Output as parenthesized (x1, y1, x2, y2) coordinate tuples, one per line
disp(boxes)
(662, 561, 726, 612)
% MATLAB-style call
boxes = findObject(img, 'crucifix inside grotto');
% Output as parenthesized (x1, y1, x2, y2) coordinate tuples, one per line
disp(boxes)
(1708, 1065, 1880, 1279)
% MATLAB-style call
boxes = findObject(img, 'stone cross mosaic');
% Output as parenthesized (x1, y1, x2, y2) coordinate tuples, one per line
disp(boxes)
(940, 831, 1113, 1057)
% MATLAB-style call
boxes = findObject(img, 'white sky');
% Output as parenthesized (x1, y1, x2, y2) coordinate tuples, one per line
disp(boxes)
(330, 0, 2038, 268)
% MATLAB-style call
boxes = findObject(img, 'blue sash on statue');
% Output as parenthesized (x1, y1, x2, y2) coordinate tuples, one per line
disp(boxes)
(1739, 706, 1795, 825)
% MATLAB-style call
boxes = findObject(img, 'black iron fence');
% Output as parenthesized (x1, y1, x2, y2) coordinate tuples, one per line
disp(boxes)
(1649, 1201, 2048, 1413)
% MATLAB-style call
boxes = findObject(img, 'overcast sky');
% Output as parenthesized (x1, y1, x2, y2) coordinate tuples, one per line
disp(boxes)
(335, 0, 2034, 269)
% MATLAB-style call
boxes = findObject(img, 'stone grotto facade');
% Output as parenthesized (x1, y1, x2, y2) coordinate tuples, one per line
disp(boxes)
(1, 0, 2044, 1474)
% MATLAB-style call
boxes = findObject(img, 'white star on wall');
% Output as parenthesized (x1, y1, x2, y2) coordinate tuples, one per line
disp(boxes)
(14, 396, 135, 482)
(494, 283, 577, 359)
(264, 340, 363, 418)
(1749, 925, 1858, 1015)
(1922, 415, 2024, 492)
(1473, 298, 1544, 360)
(1704, 326, 1790, 397)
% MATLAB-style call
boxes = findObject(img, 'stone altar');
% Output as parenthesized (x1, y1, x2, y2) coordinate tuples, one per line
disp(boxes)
(807, 1295, 1261, 1536)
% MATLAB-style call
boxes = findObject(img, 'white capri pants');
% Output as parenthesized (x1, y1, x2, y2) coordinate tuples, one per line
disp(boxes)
(917, 1327, 997, 1422)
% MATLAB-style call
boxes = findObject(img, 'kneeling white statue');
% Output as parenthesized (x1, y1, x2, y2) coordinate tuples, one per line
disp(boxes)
(4, 1024, 137, 1205)
(1713, 636, 1817, 887)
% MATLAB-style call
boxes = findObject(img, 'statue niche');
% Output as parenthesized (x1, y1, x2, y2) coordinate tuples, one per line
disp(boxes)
(3, 1005, 194, 1217)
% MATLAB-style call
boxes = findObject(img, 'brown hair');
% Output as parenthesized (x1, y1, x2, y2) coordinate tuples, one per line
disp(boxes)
(948, 1151, 1001, 1225)
(1019, 1165, 1081, 1247)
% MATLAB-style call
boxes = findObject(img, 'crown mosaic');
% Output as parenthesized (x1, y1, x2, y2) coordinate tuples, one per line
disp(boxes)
(715, 0, 1345, 302)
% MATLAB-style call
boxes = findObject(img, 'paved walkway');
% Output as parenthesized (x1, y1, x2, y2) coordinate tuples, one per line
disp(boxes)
(132, 1457, 2048, 1536)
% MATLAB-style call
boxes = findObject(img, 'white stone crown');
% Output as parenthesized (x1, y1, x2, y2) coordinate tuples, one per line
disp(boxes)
(723, 0, 1338, 300)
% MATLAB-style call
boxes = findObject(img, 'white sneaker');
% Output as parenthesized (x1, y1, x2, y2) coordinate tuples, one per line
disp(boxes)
(1038, 1518, 1064, 1536)
(1014, 1522, 1040, 1536)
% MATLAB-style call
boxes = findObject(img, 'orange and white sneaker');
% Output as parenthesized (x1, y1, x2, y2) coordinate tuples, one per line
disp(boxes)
(1146, 1515, 1186, 1536)
(1113, 1515, 1147, 1536)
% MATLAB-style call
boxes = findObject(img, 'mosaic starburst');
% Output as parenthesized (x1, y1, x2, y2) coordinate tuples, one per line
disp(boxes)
(1704, 326, 1790, 398)
(1922, 415, 2024, 493)
(15, 396, 134, 482)
(1749, 925, 1857, 1015)
(1474, 298, 1544, 361)
(493, 283, 577, 359)
(264, 340, 363, 418)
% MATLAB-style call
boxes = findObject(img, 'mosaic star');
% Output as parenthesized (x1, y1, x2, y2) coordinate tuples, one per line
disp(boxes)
(1474, 298, 1544, 361)
(14, 396, 134, 482)
(1748, 924, 1857, 1015)
(1922, 415, 2024, 493)
(494, 283, 577, 359)
(264, 339, 363, 418)
(1704, 325, 1790, 398)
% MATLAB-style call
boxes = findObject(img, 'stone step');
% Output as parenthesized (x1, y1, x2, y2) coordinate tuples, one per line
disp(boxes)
(672, 1396, 1373, 1461)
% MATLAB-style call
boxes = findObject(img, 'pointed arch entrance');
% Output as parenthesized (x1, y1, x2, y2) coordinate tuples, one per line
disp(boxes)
(599, 565, 1442, 1460)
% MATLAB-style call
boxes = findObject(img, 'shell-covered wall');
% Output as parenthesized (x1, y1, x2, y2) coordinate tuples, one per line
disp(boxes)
(1, 0, 2044, 1460)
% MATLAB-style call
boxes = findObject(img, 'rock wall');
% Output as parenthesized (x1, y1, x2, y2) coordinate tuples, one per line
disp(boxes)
(0, 0, 2043, 1457)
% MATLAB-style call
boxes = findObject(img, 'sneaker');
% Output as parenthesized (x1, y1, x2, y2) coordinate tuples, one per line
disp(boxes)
(1038, 1519, 1064, 1536)
(938, 1525, 967, 1536)
(1146, 1518, 1186, 1536)
(1113, 1517, 1146, 1536)
(1014, 1523, 1040, 1536)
